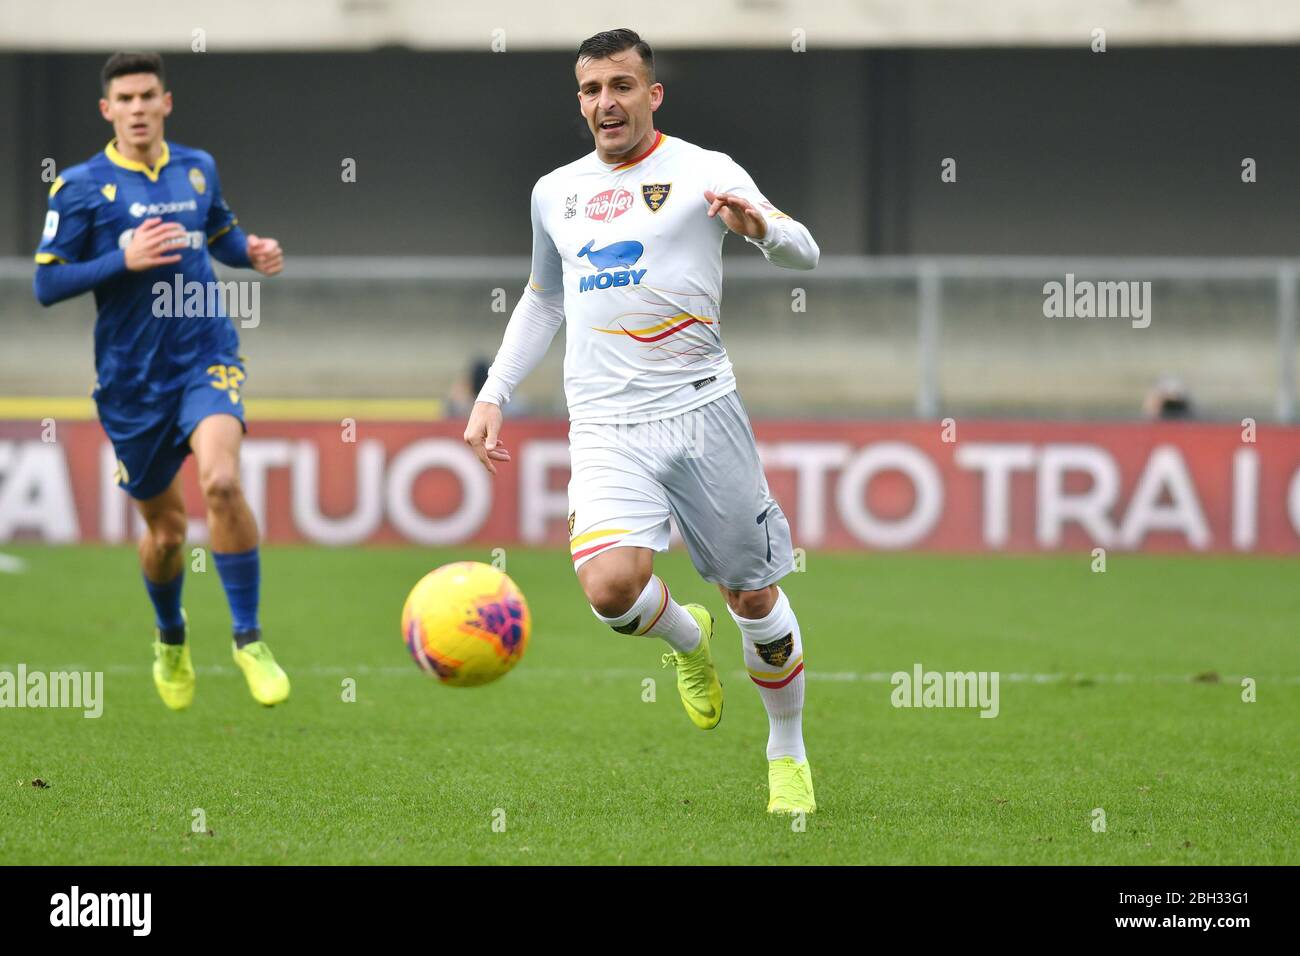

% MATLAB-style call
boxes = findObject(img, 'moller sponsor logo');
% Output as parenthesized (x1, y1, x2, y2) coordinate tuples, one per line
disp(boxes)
(585, 188, 635, 222)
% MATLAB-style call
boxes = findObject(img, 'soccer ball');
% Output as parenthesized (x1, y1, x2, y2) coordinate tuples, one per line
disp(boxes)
(401, 561, 531, 687)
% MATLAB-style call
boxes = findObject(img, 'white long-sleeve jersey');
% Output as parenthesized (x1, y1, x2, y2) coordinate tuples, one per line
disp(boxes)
(477, 131, 820, 424)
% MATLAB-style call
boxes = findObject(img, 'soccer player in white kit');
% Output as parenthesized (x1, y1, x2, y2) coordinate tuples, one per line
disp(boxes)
(463, 29, 820, 813)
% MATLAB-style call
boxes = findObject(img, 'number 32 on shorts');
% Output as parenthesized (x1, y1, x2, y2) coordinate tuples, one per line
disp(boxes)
(207, 363, 245, 405)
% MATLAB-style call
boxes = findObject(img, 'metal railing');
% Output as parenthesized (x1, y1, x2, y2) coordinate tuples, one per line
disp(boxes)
(3, 255, 1296, 421)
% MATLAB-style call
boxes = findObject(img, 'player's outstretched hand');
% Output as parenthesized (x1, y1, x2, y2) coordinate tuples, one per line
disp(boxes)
(124, 217, 186, 271)
(703, 190, 768, 240)
(464, 401, 511, 476)
(247, 234, 284, 276)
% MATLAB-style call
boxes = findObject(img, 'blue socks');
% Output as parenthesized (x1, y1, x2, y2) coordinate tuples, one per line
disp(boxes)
(214, 548, 261, 646)
(144, 572, 186, 644)
(146, 549, 261, 646)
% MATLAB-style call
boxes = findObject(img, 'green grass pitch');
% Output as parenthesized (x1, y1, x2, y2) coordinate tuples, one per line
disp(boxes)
(1, 545, 1296, 865)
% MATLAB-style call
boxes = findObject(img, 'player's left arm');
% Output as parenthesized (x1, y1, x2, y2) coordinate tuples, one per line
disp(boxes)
(705, 155, 819, 270)
(203, 156, 283, 276)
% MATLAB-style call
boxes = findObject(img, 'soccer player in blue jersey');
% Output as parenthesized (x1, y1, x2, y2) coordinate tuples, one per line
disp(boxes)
(33, 52, 289, 710)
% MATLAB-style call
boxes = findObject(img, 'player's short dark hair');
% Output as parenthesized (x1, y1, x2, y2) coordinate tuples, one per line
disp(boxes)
(101, 52, 166, 94)
(576, 29, 655, 84)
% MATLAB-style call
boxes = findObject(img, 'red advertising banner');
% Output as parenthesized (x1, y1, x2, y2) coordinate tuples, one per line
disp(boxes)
(2, 418, 1299, 553)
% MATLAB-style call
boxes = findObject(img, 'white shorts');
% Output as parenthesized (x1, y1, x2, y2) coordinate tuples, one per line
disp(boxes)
(566, 390, 794, 591)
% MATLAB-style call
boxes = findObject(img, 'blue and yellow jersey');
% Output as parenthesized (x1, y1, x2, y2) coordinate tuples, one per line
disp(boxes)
(35, 140, 243, 397)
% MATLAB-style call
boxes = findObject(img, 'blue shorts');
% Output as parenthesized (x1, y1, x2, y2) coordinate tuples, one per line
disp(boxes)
(95, 359, 247, 501)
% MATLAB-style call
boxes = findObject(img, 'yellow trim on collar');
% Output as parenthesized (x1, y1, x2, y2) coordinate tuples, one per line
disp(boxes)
(105, 139, 170, 182)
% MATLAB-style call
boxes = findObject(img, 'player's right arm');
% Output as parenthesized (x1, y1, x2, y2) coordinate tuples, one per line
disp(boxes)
(464, 179, 566, 475)
(33, 174, 186, 307)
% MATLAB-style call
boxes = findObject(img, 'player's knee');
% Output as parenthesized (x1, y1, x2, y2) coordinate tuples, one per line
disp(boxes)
(200, 469, 242, 511)
(584, 574, 642, 619)
(148, 513, 187, 555)
(725, 586, 777, 619)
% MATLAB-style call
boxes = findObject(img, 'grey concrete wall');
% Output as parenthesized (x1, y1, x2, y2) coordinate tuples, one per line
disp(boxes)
(3, 47, 1297, 257)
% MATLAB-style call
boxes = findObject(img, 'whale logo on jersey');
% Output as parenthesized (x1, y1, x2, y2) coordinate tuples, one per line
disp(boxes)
(578, 239, 643, 269)
(577, 239, 646, 293)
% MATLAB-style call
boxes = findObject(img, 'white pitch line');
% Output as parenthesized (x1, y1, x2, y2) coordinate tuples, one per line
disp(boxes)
(0, 553, 27, 574)
(3, 663, 1293, 685)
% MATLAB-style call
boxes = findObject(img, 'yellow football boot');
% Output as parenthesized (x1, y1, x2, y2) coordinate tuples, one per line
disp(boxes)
(152, 609, 194, 711)
(767, 756, 816, 814)
(660, 604, 723, 730)
(153, 639, 195, 711)
(232, 639, 290, 706)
